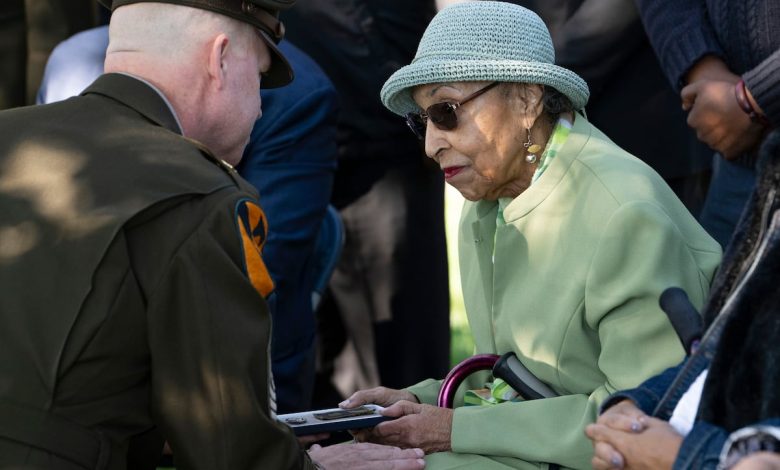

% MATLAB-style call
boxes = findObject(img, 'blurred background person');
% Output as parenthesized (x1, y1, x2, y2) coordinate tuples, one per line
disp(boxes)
(0, 0, 105, 109)
(636, 0, 779, 248)
(283, 0, 451, 405)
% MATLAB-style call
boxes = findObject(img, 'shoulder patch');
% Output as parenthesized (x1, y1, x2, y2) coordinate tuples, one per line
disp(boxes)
(235, 199, 274, 298)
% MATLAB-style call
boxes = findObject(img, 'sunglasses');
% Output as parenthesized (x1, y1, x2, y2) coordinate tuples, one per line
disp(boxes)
(405, 82, 500, 140)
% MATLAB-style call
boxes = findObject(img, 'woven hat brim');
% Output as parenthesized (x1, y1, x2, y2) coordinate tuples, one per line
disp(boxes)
(381, 58, 590, 116)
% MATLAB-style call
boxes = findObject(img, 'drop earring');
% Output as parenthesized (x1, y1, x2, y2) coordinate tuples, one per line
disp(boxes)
(524, 127, 542, 163)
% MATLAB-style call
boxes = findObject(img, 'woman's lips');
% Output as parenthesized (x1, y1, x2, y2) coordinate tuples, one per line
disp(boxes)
(443, 166, 465, 179)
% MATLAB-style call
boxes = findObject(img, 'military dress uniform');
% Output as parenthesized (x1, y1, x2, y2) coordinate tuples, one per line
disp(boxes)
(0, 73, 314, 469)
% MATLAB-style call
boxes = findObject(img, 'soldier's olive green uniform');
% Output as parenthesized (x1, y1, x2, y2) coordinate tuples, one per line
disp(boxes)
(0, 73, 314, 469)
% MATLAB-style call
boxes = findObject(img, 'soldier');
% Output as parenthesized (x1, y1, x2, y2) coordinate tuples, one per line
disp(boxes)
(0, 1, 425, 469)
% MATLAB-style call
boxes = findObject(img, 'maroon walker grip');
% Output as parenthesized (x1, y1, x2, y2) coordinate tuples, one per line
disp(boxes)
(436, 354, 500, 408)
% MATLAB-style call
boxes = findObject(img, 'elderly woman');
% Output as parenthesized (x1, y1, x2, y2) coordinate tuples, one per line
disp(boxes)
(341, 2, 722, 469)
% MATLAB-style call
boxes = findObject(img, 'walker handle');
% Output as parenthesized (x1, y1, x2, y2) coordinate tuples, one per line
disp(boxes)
(437, 354, 499, 408)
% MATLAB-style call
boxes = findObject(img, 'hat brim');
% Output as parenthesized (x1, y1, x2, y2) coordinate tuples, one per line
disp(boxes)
(381, 57, 589, 116)
(258, 30, 293, 88)
(98, 0, 294, 88)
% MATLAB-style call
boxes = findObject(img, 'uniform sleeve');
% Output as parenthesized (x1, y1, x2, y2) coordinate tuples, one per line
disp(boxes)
(449, 202, 716, 469)
(634, 0, 725, 90)
(142, 194, 314, 470)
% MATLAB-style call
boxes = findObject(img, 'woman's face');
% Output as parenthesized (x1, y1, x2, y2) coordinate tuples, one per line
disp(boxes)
(412, 81, 542, 201)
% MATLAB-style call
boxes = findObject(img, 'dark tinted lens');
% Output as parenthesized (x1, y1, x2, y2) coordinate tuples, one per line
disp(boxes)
(427, 103, 458, 130)
(405, 112, 427, 140)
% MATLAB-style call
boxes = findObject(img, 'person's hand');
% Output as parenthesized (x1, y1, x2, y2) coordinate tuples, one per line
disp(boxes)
(681, 79, 765, 159)
(308, 442, 426, 469)
(585, 417, 682, 470)
(596, 400, 648, 433)
(340, 387, 419, 409)
(352, 401, 453, 454)
(297, 433, 330, 448)
(732, 452, 780, 470)
(585, 400, 647, 469)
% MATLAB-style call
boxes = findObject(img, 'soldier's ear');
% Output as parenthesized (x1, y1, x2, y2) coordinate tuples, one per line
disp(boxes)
(207, 33, 230, 88)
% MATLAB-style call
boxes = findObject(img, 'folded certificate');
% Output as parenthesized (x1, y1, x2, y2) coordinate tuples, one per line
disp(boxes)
(277, 404, 393, 436)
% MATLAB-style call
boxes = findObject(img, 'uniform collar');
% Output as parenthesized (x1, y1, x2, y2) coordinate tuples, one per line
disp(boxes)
(81, 73, 183, 134)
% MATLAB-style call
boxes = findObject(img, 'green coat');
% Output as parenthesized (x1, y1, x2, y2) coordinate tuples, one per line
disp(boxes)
(0, 74, 313, 469)
(408, 116, 722, 469)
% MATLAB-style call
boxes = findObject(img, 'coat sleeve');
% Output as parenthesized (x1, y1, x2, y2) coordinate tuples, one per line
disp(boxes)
(140, 192, 314, 470)
(448, 201, 717, 469)
(633, 0, 725, 90)
(674, 419, 780, 470)
(743, 47, 780, 127)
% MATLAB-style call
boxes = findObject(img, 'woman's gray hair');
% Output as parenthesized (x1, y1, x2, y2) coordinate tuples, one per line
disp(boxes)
(502, 82, 574, 124)
(541, 86, 574, 121)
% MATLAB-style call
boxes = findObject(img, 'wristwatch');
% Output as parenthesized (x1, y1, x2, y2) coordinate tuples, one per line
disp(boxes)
(718, 425, 780, 470)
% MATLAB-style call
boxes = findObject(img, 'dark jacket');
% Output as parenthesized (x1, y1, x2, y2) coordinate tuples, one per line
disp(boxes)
(0, 74, 312, 470)
(237, 40, 339, 413)
(635, 0, 780, 127)
(604, 130, 780, 469)
(282, 0, 436, 163)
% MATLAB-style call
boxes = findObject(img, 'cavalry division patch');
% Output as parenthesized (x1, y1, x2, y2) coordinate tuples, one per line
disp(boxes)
(235, 199, 274, 298)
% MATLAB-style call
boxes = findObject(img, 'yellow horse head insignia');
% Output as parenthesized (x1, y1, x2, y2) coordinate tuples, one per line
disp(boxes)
(236, 199, 274, 298)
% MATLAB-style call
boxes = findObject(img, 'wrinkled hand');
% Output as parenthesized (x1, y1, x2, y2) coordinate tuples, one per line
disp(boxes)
(733, 452, 780, 470)
(585, 416, 682, 470)
(681, 79, 765, 159)
(352, 401, 453, 454)
(341, 387, 419, 409)
(308, 442, 426, 470)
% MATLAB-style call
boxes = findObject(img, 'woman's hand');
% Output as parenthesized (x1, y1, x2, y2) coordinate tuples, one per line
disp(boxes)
(681, 79, 765, 159)
(596, 400, 648, 433)
(352, 401, 453, 454)
(308, 442, 426, 470)
(340, 386, 419, 409)
(585, 400, 647, 469)
(585, 416, 682, 470)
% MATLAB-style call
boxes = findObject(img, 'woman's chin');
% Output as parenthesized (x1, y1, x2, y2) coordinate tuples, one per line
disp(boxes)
(451, 185, 483, 202)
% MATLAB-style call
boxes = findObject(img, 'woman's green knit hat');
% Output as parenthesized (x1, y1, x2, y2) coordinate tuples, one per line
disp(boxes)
(381, 1, 590, 116)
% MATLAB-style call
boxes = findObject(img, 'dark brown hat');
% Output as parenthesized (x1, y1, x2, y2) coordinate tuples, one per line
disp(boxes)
(98, 0, 295, 88)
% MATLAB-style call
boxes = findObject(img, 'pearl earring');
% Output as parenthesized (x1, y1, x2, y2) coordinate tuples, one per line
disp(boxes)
(524, 127, 542, 163)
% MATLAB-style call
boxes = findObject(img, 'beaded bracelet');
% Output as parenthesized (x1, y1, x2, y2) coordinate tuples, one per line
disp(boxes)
(735, 79, 771, 127)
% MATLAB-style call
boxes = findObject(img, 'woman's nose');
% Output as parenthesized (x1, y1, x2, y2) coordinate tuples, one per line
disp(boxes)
(424, 122, 447, 161)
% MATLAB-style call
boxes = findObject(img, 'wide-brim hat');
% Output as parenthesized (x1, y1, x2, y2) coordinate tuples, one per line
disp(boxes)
(381, 1, 589, 116)
(98, 0, 295, 88)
